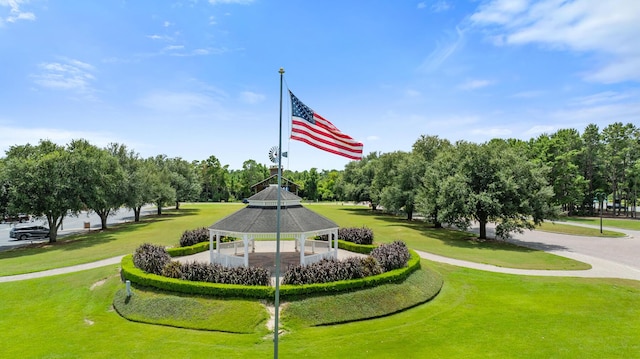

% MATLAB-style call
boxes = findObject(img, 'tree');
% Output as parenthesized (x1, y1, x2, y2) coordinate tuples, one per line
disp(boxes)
(436, 140, 555, 239)
(68, 139, 126, 230)
(602, 122, 636, 216)
(107, 143, 152, 222)
(148, 155, 176, 215)
(194, 155, 229, 202)
(335, 152, 378, 207)
(378, 152, 421, 220)
(4, 141, 82, 242)
(579, 124, 605, 214)
(167, 157, 201, 209)
(305, 168, 319, 201)
(412, 135, 452, 227)
(239, 159, 268, 199)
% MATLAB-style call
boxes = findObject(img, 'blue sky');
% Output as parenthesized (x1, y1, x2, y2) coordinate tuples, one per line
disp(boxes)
(1, 0, 639, 171)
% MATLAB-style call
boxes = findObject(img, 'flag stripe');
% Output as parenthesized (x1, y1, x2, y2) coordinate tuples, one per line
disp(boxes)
(291, 124, 363, 159)
(289, 91, 363, 161)
(291, 117, 362, 152)
(291, 132, 364, 160)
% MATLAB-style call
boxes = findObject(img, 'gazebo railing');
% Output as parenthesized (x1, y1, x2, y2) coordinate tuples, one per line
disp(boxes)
(303, 239, 331, 254)
(218, 239, 254, 255)
(212, 253, 245, 268)
(304, 251, 335, 265)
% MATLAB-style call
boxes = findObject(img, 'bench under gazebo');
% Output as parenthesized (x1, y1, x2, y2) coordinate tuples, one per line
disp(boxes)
(208, 185, 339, 269)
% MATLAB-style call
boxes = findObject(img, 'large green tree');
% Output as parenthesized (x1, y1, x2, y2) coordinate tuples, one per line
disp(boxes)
(378, 152, 421, 220)
(4, 141, 82, 242)
(335, 152, 379, 208)
(68, 140, 126, 230)
(412, 135, 452, 227)
(436, 140, 555, 239)
(167, 157, 201, 209)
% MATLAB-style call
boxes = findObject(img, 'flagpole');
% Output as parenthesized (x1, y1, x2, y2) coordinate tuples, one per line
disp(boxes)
(274, 67, 285, 358)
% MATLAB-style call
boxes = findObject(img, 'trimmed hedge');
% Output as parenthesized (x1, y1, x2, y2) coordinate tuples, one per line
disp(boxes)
(338, 239, 376, 254)
(167, 241, 211, 257)
(120, 250, 421, 300)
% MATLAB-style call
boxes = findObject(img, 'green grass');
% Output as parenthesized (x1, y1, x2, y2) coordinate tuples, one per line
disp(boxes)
(0, 204, 242, 276)
(535, 221, 625, 237)
(282, 260, 443, 328)
(308, 205, 589, 270)
(113, 286, 269, 333)
(0, 203, 588, 276)
(563, 216, 640, 231)
(1, 262, 638, 358)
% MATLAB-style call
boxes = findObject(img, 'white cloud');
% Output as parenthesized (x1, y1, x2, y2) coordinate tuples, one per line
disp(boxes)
(405, 89, 421, 97)
(417, 2, 427, 10)
(470, 0, 640, 83)
(31, 58, 97, 97)
(525, 125, 556, 135)
(458, 79, 494, 90)
(419, 26, 465, 72)
(163, 45, 185, 51)
(569, 91, 634, 106)
(0, 0, 35, 25)
(431, 1, 451, 12)
(239, 91, 265, 104)
(0, 126, 119, 153)
(163, 21, 172, 27)
(366, 135, 380, 141)
(209, 15, 217, 25)
(147, 34, 173, 41)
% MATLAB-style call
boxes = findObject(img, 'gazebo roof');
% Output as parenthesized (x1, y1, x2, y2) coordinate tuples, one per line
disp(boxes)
(209, 185, 338, 235)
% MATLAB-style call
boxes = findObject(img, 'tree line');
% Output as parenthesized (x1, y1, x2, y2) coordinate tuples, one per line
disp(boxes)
(1, 122, 637, 242)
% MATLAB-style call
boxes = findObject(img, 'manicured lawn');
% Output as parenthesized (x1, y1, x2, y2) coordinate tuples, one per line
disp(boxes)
(535, 221, 625, 237)
(563, 216, 640, 231)
(0, 204, 242, 276)
(113, 287, 269, 334)
(1, 262, 638, 358)
(308, 205, 589, 270)
(0, 203, 588, 276)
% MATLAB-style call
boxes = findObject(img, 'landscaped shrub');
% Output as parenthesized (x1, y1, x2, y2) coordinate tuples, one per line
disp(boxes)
(282, 256, 379, 285)
(371, 241, 411, 272)
(179, 227, 210, 247)
(359, 256, 383, 277)
(178, 261, 270, 286)
(162, 261, 183, 279)
(338, 227, 374, 245)
(133, 243, 171, 275)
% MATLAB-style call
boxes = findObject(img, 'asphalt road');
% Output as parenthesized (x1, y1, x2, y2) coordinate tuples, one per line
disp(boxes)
(0, 206, 156, 251)
(470, 221, 640, 275)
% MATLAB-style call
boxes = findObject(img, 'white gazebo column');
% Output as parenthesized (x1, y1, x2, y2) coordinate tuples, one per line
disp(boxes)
(333, 230, 338, 258)
(209, 231, 214, 264)
(243, 233, 249, 267)
(299, 234, 306, 266)
(216, 233, 221, 262)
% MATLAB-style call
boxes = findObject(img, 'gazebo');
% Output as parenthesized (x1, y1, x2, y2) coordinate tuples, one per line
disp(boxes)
(208, 184, 339, 268)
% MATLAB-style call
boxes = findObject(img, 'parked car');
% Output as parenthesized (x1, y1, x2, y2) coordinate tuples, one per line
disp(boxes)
(9, 225, 50, 240)
(2, 214, 30, 223)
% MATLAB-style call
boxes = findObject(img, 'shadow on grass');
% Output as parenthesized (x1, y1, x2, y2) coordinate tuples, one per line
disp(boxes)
(0, 208, 201, 260)
(336, 207, 569, 253)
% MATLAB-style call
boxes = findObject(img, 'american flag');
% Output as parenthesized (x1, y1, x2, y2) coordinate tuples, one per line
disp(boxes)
(289, 90, 363, 160)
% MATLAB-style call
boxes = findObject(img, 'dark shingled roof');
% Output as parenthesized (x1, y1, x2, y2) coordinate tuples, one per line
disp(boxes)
(209, 185, 338, 235)
(247, 184, 300, 202)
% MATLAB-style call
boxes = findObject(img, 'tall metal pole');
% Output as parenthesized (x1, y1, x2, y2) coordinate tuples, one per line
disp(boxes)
(273, 67, 285, 358)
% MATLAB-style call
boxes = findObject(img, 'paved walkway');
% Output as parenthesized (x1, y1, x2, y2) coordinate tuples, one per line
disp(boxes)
(1, 222, 639, 283)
